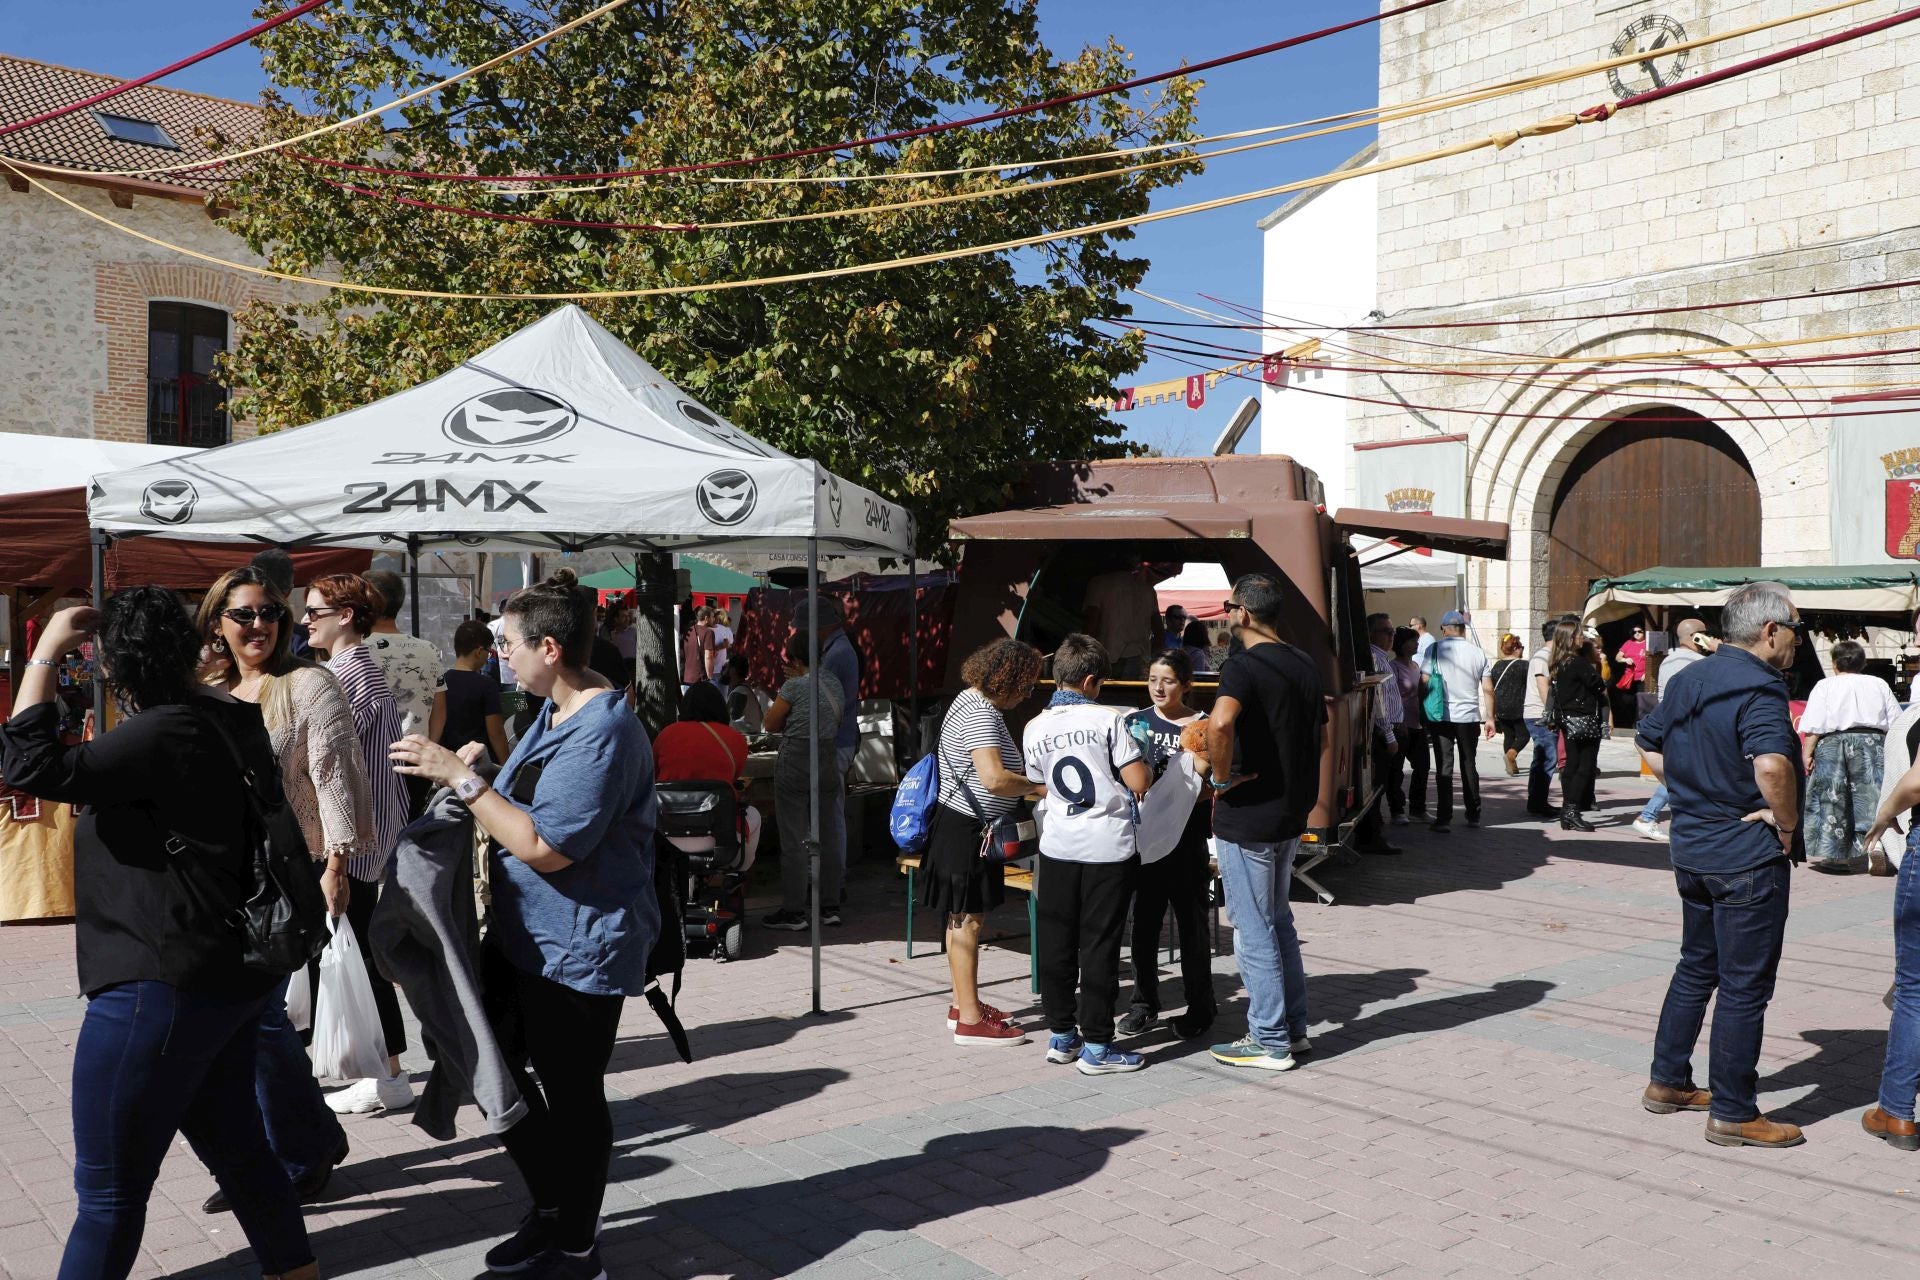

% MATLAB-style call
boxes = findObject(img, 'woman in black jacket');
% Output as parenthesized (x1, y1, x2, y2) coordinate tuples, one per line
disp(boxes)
(1547, 621, 1610, 832)
(0, 594, 314, 1280)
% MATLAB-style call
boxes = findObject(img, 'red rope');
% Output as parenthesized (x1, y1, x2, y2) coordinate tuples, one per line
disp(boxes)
(291, 0, 1451, 183)
(0, 0, 336, 140)
(322, 179, 695, 231)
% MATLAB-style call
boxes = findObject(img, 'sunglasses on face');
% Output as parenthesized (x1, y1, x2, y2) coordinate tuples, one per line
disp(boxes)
(302, 606, 340, 621)
(221, 605, 287, 627)
(1221, 600, 1242, 614)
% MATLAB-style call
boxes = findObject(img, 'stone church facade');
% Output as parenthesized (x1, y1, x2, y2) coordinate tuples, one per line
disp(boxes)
(1347, 0, 1920, 638)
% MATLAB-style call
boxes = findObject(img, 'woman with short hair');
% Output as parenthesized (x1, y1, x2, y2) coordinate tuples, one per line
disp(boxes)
(1491, 633, 1529, 776)
(1802, 639, 1903, 873)
(391, 568, 654, 1280)
(1, 593, 316, 1280)
(302, 572, 415, 1114)
(922, 638, 1047, 1046)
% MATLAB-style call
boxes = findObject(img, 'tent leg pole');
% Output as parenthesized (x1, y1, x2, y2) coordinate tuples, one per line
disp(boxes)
(89, 529, 106, 733)
(807, 540, 824, 1017)
(407, 539, 422, 638)
(907, 557, 920, 757)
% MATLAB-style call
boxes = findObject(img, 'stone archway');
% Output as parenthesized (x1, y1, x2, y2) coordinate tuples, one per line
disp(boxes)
(1545, 407, 1760, 613)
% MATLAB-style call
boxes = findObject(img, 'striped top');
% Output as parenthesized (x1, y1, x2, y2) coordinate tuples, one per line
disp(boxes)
(326, 644, 411, 881)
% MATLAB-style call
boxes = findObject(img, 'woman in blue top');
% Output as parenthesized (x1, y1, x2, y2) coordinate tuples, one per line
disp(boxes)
(391, 568, 654, 1280)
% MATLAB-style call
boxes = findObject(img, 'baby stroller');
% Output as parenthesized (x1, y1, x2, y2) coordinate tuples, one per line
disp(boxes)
(657, 780, 749, 962)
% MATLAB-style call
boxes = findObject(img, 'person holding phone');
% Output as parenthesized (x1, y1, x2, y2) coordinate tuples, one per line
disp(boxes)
(390, 568, 655, 1280)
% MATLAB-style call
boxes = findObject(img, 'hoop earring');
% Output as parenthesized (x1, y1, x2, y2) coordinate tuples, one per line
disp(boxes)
(212, 638, 229, 654)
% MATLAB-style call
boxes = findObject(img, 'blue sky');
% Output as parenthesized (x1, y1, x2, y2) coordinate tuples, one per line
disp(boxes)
(8, 1, 1383, 455)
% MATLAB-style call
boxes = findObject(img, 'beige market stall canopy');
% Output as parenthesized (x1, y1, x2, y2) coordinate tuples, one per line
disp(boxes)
(1583, 565, 1920, 624)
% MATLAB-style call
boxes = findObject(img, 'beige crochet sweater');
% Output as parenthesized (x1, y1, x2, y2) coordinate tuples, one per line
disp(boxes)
(267, 665, 375, 866)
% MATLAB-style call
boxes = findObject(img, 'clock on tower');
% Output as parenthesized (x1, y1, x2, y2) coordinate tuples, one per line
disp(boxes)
(1608, 14, 1690, 100)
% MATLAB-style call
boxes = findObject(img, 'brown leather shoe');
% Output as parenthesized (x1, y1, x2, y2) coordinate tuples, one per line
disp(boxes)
(1863, 1105, 1920, 1151)
(1705, 1115, 1805, 1148)
(1642, 1082, 1712, 1114)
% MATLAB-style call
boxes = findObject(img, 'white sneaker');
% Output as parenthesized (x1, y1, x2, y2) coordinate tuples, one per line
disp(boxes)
(1391, 814, 1409, 827)
(1631, 818, 1670, 843)
(327, 1073, 415, 1114)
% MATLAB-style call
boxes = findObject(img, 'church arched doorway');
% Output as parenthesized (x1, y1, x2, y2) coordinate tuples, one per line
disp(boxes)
(1545, 407, 1760, 614)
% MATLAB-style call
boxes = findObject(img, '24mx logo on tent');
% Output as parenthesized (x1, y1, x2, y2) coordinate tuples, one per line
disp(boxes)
(139, 479, 198, 524)
(343, 479, 547, 515)
(442, 389, 577, 449)
(695, 470, 757, 525)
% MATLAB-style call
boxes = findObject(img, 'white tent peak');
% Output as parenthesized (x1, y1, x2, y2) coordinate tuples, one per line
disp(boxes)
(87, 304, 910, 558)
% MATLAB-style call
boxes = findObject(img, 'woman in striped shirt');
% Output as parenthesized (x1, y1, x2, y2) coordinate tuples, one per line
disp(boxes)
(303, 573, 415, 1115)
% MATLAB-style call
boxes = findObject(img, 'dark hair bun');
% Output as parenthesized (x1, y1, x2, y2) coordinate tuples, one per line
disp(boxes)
(544, 567, 580, 591)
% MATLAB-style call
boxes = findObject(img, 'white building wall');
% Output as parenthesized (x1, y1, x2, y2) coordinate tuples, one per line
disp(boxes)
(1258, 159, 1378, 510)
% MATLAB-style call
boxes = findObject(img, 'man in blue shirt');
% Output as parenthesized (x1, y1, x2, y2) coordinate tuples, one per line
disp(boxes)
(1634, 581, 1807, 1149)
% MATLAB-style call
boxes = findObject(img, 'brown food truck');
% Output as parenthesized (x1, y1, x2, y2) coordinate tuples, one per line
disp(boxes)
(944, 455, 1507, 902)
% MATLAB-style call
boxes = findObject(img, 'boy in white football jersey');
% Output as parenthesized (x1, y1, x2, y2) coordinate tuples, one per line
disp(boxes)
(1024, 634, 1154, 1075)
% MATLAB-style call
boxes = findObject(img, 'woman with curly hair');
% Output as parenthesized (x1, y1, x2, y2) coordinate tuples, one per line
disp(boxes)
(0, 593, 316, 1280)
(195, 566, 359, 1211)
(922, 638, 1048, 1046)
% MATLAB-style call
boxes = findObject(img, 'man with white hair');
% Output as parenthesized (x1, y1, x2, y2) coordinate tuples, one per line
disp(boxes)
(1634, 582, 1807, 1149)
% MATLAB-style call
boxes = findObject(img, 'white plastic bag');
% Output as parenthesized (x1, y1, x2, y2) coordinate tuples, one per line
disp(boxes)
(1135, 752, 1202, 865)
(284, 966, 312, 1034)
(310, 916, 389, 1082)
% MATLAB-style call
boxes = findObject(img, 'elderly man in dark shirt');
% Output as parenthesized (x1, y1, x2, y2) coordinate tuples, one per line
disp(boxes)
(1634, 581, 1807, 1149)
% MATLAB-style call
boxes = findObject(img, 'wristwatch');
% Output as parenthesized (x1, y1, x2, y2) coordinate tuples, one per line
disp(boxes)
(454, 774, 491, 804)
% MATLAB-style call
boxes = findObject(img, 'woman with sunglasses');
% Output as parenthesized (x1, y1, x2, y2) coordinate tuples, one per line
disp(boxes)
(193, 567, 364, 1210)
(303, 573, 415, 1114)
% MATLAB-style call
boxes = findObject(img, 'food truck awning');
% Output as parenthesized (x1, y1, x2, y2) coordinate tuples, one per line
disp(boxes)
(1333, 508, 1511, 560)
(949, 502, 1253, 542)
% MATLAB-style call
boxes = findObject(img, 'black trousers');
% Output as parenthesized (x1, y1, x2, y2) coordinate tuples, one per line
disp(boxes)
(1355, 731, 1397, 845)
(1428, 720, 1485, 824)
(1398, 724, 1429, 817)
(1561, 736, 1601, 813)
(486, 946, 624, 1253)
(1127, 843, 1214, 1019)
(1037, 854, 1138, 1045)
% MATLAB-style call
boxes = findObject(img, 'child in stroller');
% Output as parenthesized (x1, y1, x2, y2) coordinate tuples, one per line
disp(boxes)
(654, 683, 761, 960)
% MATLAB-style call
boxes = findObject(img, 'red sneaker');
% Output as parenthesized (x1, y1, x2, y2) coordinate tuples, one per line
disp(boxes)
(953, 1015, 1028, 1047)
(946, 1003, 1006, 1031)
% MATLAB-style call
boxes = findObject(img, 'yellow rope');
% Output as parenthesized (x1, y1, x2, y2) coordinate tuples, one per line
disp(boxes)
(0, 0, 634, 179)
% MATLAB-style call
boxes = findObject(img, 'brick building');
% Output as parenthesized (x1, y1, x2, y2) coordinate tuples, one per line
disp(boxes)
(0, 56, 281, 447)
(1334, 0, 1920, 641)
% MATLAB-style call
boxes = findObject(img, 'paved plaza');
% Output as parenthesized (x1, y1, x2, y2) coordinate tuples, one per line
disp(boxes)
(1, 742, 1916, 1279)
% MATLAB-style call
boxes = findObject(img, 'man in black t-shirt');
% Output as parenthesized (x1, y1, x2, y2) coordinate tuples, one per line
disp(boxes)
(1205, 573, 1327, 1072)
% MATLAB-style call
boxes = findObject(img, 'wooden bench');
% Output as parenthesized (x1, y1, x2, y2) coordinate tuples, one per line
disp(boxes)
(897, 853, 1039, 993)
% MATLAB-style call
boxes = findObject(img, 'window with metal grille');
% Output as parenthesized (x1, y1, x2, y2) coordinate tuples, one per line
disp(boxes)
(146, 302, 228, 448)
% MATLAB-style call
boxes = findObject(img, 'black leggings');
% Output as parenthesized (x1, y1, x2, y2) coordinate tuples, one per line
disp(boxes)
(1037, 854, 1138, 1045)
(1561, 736, 1602, 812)
(486, 946, 624, 1252)
(1128, 842, 1214, 1019)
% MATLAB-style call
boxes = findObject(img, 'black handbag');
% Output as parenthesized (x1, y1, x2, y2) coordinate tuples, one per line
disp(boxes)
(173, 709, 329, 975)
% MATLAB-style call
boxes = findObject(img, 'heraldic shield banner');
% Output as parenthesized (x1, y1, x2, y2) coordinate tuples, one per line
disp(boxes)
(1829, 402, 1920, 563)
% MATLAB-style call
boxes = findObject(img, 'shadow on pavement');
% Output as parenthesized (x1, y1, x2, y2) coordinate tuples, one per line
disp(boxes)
(609, 1068, 853, 1155)
(1764, 1027, 1888, 1129)
(590, 1124, 1145, 1278)
(610, 1010, 856, 1073)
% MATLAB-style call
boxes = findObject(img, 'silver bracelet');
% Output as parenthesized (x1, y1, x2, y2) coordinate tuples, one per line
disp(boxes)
(25, 658, 56, 668)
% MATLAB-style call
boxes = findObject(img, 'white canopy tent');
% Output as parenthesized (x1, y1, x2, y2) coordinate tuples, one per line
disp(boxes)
(0, 433, 193, 499)
(87, 304, 917, 1014)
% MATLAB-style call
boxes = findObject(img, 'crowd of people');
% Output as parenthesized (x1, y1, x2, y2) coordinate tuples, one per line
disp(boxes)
(13, 556, 1920, 1280)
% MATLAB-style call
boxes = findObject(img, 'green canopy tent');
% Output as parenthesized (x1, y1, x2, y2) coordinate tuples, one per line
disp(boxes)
(580, 556, 760, 603)
(1583, 566, 1920, 625)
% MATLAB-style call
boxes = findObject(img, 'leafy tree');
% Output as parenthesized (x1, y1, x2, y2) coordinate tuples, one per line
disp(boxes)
(220, 0, 1200, 555)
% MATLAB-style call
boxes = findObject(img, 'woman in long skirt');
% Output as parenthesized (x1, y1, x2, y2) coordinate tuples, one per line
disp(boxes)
(1801, 640, 1903, 873)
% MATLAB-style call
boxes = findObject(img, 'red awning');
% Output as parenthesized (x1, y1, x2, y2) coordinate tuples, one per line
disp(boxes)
(0, 486, 369, 593)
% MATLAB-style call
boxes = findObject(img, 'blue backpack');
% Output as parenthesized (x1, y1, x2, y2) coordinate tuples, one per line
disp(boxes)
(889, 751, 941, 854)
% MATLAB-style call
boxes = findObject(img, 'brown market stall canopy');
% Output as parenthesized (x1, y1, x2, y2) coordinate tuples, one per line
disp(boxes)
(1332, 508, 1512, 560)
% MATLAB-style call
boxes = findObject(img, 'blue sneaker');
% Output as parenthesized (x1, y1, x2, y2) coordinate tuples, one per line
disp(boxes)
(1210, 1036, 1297, 1071)
(1076, 1043, 1146, 1075)
(1045, 1032, 1083, 1064)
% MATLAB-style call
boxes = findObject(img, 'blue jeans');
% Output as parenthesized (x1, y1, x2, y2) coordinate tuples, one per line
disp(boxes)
(1639, 783, 1670, 825)
(1524, 718, 1557, 810)
(63, 981, 311, 1280)
(1650, 858, 1791, 1122)
(1216, 838, 1307, 1053)
(255, 974, 348, 1183)
(1879, 829, 1920, 1121)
